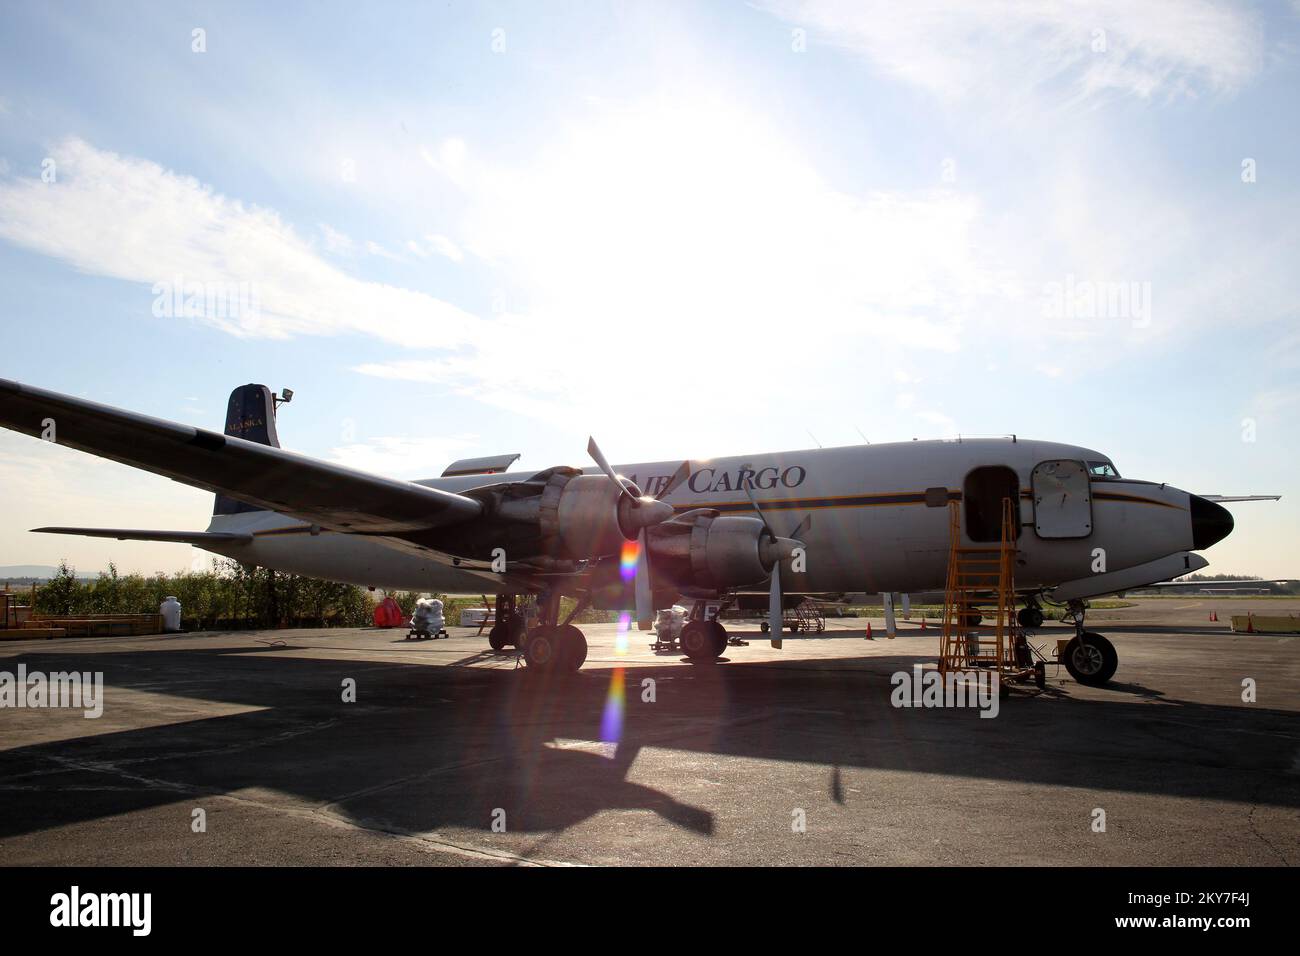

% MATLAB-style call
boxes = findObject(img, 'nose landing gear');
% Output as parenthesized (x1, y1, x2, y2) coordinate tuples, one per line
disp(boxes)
(1057, 599, 1118, 686)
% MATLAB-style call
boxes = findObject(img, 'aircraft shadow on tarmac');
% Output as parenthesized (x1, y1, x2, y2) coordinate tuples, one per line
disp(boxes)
(0, 643, 1295, 847)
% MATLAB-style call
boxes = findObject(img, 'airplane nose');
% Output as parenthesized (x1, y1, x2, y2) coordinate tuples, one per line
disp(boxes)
(1189, 494, 1234, 550)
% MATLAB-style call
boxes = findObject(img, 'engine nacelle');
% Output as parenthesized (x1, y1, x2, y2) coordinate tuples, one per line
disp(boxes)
(493, 468, 646, 560)
(546, 473, 637, 559)
(645, 512, 774, 590)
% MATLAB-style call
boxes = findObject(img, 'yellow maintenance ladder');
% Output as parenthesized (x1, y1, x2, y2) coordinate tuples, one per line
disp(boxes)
(938, 498, 1041, 688)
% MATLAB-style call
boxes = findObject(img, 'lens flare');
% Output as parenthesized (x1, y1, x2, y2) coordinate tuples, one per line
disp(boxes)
(619, 539, 639, 582)
(600, 612, 632, 744)
(615, 610, 630, 654)
(600, 666, 626, 743)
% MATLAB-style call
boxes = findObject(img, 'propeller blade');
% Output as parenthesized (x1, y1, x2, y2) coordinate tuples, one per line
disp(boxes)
(635, 529, 654, 630)
(790, 513, 813, 540)
(739, 464, 777, 542)
(655, 460, 691, 500)
(769, 561, 783, 649)
(587, 436, 634, 502)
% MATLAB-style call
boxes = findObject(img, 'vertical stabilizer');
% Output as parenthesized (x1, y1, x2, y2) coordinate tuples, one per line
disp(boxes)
(213, 384, 279, 515)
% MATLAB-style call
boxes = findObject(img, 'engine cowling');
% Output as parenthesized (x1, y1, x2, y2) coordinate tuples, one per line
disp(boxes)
(492, 468, 671, 560)
(645, 511, 795, 591)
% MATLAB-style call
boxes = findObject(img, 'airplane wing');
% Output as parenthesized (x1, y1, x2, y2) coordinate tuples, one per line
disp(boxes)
(33, 527, 255, 545)
(1137, 578, 1296, 589)
(0, 378, 483, 535)
(1198, 495, 1281, 503)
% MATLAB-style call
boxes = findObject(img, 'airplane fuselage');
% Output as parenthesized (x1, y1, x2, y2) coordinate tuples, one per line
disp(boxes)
(203, 438, 1224, 601)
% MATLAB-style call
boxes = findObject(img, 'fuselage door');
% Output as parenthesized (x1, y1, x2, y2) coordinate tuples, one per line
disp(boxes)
(1031, 459, 1092, 538)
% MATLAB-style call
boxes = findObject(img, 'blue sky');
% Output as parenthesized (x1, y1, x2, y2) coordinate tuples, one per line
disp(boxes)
(1, 0, 1298, 576)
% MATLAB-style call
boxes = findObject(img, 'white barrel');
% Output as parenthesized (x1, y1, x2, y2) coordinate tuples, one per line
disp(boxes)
(160, 596, 182, 632)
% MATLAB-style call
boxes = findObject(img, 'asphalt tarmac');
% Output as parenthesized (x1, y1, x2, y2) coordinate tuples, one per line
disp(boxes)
(1, 597, 1296, 866)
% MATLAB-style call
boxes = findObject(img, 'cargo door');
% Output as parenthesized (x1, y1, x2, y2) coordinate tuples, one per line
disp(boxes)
(1031, 459, 1092, 538)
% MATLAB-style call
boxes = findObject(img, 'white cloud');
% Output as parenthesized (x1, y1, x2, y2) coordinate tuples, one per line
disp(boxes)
(420, 138, 470, 186)
(403, 234, 462, 262)
(764, 0, 1263, 104)
(350, 99, 992, 444)
(916, 409, 957, 432)
(328, 435, 479, 479)
(0, 139, 481, 349)
(426, 234, 464, 263)
(318, 223, 354, 255)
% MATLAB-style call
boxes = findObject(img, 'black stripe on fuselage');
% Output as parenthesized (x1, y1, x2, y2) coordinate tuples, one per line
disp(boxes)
(243, 486, 1179, 537)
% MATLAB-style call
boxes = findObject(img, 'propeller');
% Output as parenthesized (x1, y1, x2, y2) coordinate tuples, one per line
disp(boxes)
(739, 466, 806, 648)
(587, 437, 690, 629)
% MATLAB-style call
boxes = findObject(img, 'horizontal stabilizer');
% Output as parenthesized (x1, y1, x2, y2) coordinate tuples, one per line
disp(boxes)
(34, 527, 254, 545)
(1199, 495, 1281, 503)
(441, 454, 521, 477)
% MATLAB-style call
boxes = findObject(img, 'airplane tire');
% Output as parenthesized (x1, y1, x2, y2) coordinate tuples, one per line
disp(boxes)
(681, 621, 719, 662)
(488, 624, 508, 651)
(523, 627, 558, 669)
(507, 613, 527, 647)
(1063, 632, 1118, 686)
(709, 621, 728, 656)
(554, 624, 588, 673)
(1018, 606, 1045, 628)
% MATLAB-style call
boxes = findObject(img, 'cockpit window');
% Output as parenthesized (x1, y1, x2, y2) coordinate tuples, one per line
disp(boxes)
(1087, 460, 1120, 478)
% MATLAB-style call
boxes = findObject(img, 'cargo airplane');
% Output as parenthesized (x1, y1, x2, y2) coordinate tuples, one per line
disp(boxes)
(0, 380, 1266, 687)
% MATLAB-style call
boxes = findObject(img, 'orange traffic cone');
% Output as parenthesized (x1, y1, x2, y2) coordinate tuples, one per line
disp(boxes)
(1210, 610, 1218, 622)
(1246, 613, 1254, 634)
(919, 618, 926, 630)
(865, 622, 873, 640)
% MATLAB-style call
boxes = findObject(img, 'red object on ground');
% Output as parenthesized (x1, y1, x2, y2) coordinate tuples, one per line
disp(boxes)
(373, 596, 404, 628)
(866, 622, 873, 639)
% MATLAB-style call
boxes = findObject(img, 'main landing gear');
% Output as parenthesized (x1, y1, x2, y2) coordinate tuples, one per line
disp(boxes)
(487, 594, 527, 651)
(513, 590, 589, 676)
(679, 619, 728, 663)
(1017, 598, 1045, 629)
(1058, 599, 1118, 686)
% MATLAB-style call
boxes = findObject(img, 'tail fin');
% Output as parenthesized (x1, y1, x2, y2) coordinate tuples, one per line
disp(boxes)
(213, 384, 280, 516)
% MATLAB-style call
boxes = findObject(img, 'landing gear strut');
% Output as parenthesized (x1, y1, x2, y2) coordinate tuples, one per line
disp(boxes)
(1059, 599, 1118, 686)
(519, 590, 588, 675)
(487, 594, 527, 651)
